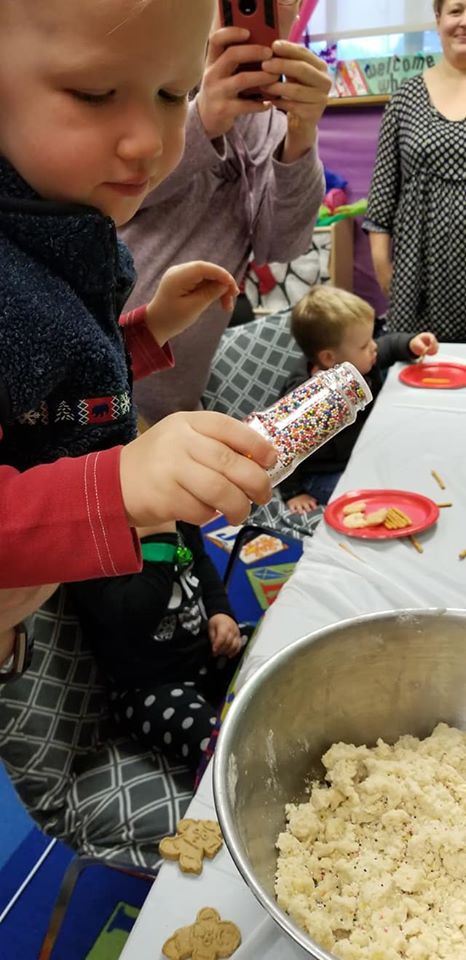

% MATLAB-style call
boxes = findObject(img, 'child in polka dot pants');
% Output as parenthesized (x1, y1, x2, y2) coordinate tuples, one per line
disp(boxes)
(70, 522, 244, 774)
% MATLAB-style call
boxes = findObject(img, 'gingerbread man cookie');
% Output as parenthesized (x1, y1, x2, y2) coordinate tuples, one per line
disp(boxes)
(159, 819, 223, 875)
(162, 907, 241, 960)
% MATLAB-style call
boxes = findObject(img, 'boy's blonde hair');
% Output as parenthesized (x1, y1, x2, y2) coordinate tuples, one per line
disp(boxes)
(291, 286, 374, 364)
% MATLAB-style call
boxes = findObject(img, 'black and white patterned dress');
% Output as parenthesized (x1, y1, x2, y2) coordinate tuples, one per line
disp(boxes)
(364, 75, 466, 342)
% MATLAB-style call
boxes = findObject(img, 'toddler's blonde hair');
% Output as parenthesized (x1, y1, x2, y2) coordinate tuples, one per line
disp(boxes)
(291, 286, 374, 364)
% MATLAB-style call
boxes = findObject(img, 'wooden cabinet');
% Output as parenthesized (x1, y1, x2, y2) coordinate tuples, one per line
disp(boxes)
(313, 218, 354, 291)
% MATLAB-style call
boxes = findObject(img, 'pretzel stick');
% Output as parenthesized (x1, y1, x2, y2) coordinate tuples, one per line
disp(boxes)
(409, 536, 424, 554)
(422, 377, 450, 384)
(436, 502, 453, 508)
(415, 346, 430, 364)
(431, 470, 446, 490)
(338, 542, 366, 564)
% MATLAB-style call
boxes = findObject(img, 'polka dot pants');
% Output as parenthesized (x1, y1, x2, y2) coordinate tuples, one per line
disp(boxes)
(109, 655, 240, 773)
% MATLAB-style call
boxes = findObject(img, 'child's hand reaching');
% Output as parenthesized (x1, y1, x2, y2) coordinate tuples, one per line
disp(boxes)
(286, 493, 318, 514)
(208, 613, 242, 658)
(146, 261, 239, 346)
(409, 332, 439, 359)
(120, 410, 276, 529)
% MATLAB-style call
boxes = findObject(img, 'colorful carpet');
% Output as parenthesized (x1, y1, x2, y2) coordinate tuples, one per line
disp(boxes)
(202, 516, 303, 624)
(0, 767, 152, 960)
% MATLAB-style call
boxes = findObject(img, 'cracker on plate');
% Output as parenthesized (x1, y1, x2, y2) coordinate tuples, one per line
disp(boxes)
(342, 500, 367, 516)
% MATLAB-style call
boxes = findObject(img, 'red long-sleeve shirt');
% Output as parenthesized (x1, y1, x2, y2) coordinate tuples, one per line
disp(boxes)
(0, 308, 173, 588)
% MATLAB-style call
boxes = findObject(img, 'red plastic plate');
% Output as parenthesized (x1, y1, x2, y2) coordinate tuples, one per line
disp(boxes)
(399, 362, 466, 389)
(324, 489, 440, 540)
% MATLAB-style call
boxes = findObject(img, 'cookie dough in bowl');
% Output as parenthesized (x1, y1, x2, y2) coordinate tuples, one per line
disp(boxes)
(276, 723, 466, 959)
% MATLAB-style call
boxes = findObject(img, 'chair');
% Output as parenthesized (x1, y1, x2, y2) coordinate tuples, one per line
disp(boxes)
(202, 309, 301, 419)
(0, 588, 193, 870)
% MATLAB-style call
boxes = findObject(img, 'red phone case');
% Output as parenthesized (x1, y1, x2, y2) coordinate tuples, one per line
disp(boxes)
(218, 0, 280, 99)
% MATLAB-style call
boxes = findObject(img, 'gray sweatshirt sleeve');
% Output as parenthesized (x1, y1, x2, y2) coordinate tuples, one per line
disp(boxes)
(235, 110, 325, 265)
(141, 101, 228, 208)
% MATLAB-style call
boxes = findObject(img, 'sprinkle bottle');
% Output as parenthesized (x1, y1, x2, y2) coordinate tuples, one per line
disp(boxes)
(246, 362, 373, 485)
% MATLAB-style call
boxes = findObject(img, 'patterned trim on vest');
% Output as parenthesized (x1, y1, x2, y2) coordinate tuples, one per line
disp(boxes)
(16, 392, 131, 427)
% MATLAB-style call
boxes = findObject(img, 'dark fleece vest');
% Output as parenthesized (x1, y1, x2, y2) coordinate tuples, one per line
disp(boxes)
(0, 159, 137, 471)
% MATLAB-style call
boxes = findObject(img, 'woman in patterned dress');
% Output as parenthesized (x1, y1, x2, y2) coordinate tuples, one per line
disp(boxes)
(364, 0, 466, 341)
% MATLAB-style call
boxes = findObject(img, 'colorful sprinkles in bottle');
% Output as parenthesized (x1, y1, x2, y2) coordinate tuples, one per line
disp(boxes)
(246, 362, 372, 485)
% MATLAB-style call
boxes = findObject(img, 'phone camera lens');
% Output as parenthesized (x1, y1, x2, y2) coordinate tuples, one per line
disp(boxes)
(239, 0, 257, 14)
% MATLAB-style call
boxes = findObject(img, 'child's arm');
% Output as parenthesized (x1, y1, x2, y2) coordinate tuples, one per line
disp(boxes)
(120, 262, 239, 380)
(0, 412, 275, 588)
(181, 523, 242, 658)
(376, 332, 438, 368)
(119, 305, 175, 382)
(407, 332, 439, 359)
(144, 262, 239, 349)
(0, 449, 139, 588)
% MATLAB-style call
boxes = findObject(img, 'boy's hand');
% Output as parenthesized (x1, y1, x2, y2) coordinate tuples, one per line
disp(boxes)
(120, 410, 276, 529)
(286, 493, 318, 514)
(261, 41, 331, 160)
(146, 262, 239, 345)
(197, 27, 276, 139)
(409, 332, 439, 359)
(208, 613, 242, 658)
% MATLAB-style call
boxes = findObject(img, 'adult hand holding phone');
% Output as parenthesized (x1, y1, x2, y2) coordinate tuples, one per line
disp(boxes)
(197, 25, 277, 139)
(199, 3, 330, 155)
(260, 39, 331, 160)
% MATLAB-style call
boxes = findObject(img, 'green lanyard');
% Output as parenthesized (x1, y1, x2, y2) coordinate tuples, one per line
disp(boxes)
(141, 537, 193, 568)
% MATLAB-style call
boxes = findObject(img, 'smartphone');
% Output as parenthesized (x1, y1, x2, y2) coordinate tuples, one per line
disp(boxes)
(218, 0, 280, 100)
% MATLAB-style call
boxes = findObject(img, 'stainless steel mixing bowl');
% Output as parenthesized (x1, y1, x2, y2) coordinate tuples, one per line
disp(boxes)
(213, 608, 466, 959)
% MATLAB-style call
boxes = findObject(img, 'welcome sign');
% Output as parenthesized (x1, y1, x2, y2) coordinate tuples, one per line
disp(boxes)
(331, 52, 442, 99)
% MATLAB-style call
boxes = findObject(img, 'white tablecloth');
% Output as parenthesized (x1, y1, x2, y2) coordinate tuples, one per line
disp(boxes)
(121, 346, 466, 960)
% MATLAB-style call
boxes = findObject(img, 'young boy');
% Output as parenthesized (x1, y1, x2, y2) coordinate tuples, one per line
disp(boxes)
(0, 0, 277, 640)
(70, 522, 244, 773)
(280, 286, 438, 514)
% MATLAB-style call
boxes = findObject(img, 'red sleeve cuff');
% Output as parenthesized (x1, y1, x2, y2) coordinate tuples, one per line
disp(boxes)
(0, 448, 142, 587)
(120, 305, 174, 380)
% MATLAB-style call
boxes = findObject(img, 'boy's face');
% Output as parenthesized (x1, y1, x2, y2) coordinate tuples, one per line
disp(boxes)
(0, 0, 214, 225)
(330, 321, 377, 376)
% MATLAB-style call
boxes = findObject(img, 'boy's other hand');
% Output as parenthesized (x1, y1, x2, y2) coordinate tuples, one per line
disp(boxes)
(208, 613, 242, 658)
(286, 493, 318, 514)
(409, 332, 439, 358)
(120, 410, 276, 529)
(146, 261, 239, 345)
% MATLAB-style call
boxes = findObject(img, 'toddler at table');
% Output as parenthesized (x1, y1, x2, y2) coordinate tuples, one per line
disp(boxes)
(70, 522, 244, 774)
(279, 286, 438, 514)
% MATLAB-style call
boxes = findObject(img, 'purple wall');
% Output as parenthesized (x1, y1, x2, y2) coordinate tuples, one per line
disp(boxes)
(318, 105, 387, 315)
